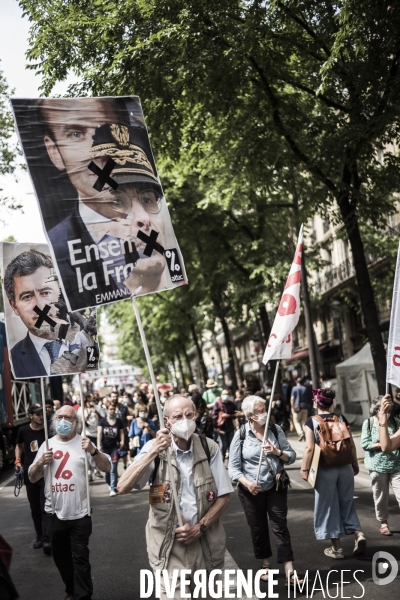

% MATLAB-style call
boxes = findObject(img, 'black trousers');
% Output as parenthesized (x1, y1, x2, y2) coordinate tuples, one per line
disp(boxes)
(24, 474, 49, 542)
(238, 483, 294, 563)
(47, 514, 93, 600)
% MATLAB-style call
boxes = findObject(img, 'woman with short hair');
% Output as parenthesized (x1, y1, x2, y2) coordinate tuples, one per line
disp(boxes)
(229, 395, 301, 586)
(301, 388, 366, 558)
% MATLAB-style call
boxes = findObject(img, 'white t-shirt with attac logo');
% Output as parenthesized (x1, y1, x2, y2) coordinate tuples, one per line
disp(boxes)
(29, 434, 110, 520)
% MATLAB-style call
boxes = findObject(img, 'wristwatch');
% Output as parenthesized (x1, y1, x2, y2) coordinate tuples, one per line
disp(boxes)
(90, 448, 99, 456)
(199, 523, 207, 534)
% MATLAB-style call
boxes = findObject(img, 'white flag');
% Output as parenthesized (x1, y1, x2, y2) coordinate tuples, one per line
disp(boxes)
(263, 225, 303, 365)
(386, 240, 400, 387)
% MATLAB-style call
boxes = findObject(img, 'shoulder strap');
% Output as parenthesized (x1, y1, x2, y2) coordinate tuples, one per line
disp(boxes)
(270, 422, 279, 448)
(151, 454, 160, 485)
(368, 417, 374, 432)
(198, 433, 211, 463)
(151, 433, 211, 485)
(239, 424, 246, 459)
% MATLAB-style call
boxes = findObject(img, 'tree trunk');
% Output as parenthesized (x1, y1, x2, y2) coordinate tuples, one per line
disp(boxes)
(219, 315, 238, 391)
(213, 331, 226, 386)
(229, 328, 242, 389)
(190, 324, 208, 385)
(338, 195, 386, 393)
(183, 345, 194, 382)
(259, 303, 272, 344)
(176, 353, 186, 389)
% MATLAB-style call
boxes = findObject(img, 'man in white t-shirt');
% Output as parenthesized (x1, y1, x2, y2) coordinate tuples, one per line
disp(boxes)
(29, 405, 111, 600)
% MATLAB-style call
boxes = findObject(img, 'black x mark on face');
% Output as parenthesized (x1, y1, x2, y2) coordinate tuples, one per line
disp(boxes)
(88, 158, 119, 192)
(136, 229, 165, 257)
(33, 305, 57, 328)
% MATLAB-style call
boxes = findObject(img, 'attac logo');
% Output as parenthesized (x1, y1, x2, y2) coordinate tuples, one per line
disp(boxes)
(165, 248, 184, 283)
(86, 345, 99, 369)
(52, 450, 75, 493)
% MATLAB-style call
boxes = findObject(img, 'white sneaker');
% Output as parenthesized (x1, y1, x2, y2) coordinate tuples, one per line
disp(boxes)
(110, 490, 117, 497)
(353, 533, 367, 556)
(324, 546, 344, 559)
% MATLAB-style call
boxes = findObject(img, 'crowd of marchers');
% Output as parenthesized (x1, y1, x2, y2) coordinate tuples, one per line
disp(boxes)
(3, 374, 400, 600)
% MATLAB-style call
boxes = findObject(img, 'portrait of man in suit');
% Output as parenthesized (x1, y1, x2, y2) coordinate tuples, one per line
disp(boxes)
(33, 97, 182, 312)
(3, 246, 99, 379)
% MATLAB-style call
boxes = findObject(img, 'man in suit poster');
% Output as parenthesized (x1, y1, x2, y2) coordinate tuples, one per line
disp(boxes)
(11, 96, 187, 312)
(2, 243, 100, 379)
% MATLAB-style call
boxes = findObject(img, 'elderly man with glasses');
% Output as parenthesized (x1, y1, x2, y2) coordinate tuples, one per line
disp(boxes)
(29, 404, 111, 600)
(118, 394, 234, 600)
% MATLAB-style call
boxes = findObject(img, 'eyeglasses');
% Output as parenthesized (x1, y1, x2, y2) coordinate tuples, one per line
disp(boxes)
(169, 412, 195, 422)
(55, 416, 76, 422)
(108, 188, 162, 215)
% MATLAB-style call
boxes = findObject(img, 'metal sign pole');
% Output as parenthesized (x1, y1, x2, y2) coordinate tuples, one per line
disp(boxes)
(256, 360, 280, 484)
(78, 374, 91, 516)
(40, 378, 55, 514)
(131, 296, 183, 527)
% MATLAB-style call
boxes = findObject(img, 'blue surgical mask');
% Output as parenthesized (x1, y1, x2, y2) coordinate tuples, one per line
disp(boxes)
(56, 419, 73, 435)
(222, 395, 230, 402)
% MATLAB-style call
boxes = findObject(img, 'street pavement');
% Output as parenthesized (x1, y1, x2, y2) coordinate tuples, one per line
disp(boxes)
(1, 435, 399, 600)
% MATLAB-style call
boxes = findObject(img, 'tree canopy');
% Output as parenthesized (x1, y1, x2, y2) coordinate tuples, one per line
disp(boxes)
(0, 64, 18, 207)
(20, 0, 400, 390)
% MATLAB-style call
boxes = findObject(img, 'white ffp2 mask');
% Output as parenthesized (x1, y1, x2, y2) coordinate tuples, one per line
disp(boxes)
(170, 419, 197, 440)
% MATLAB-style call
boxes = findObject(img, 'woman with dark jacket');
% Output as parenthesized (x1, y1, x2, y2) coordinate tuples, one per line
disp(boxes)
(212, 389, 237, 459)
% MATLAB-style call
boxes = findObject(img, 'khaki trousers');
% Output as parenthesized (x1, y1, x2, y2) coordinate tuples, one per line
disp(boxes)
(292, 409, 308, 437)
(157, 537, 218, 600)
(369, 471, 400, 522)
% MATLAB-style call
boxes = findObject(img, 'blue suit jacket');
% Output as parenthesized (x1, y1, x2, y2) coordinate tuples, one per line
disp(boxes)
(10, 334, 47, 378)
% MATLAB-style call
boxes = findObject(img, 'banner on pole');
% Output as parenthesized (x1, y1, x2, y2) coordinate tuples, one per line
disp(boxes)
(2, 242, 100, 379)
(387, 240, 400, 388)
(262, 226, 303, 365)
(11, 96, 188, 312)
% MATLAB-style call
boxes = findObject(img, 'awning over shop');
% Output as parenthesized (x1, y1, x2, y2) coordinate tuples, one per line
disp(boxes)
(287, 343, 330, 361)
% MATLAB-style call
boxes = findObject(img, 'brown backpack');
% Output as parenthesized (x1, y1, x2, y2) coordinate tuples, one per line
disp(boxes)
(313, 415, 353, 466)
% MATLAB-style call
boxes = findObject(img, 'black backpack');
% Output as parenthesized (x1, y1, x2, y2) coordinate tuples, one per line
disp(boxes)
(150, 432, 211, 484)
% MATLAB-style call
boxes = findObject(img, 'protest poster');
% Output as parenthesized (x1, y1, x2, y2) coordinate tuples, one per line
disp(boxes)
(2, 242, 100, 379)
(11, 96, 188, 312)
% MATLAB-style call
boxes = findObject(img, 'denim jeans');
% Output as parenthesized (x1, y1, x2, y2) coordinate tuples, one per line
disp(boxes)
(102, 448, 119, 492)
(314, 463, 361, 539)
(220, 429, 235, 459)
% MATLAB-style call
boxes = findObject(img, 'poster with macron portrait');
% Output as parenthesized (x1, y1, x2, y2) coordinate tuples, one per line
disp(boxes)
(11, 96, 188, 312)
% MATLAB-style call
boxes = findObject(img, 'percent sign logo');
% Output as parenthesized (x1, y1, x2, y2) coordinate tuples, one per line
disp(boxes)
(53, 450, 73, 480)
(165, 250, 181, 272)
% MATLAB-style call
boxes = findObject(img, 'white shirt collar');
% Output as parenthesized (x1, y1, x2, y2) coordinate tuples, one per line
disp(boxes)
(171, 437, 193, 455)
(28, 332, 54, 352)
(79, 198, 112, 226)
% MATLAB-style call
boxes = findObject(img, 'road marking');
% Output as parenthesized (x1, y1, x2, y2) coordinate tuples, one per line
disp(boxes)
(290, 479, 307, 489)
(0, 471, 18, 491)
(355, 476, 373, 486)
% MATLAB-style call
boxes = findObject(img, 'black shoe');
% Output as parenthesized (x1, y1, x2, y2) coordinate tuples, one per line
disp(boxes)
(33, 538, 43, 549)
(43, 541, 52, 555)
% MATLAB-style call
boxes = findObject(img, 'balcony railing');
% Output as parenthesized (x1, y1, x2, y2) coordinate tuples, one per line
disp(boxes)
(316, 253, 381, 294)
